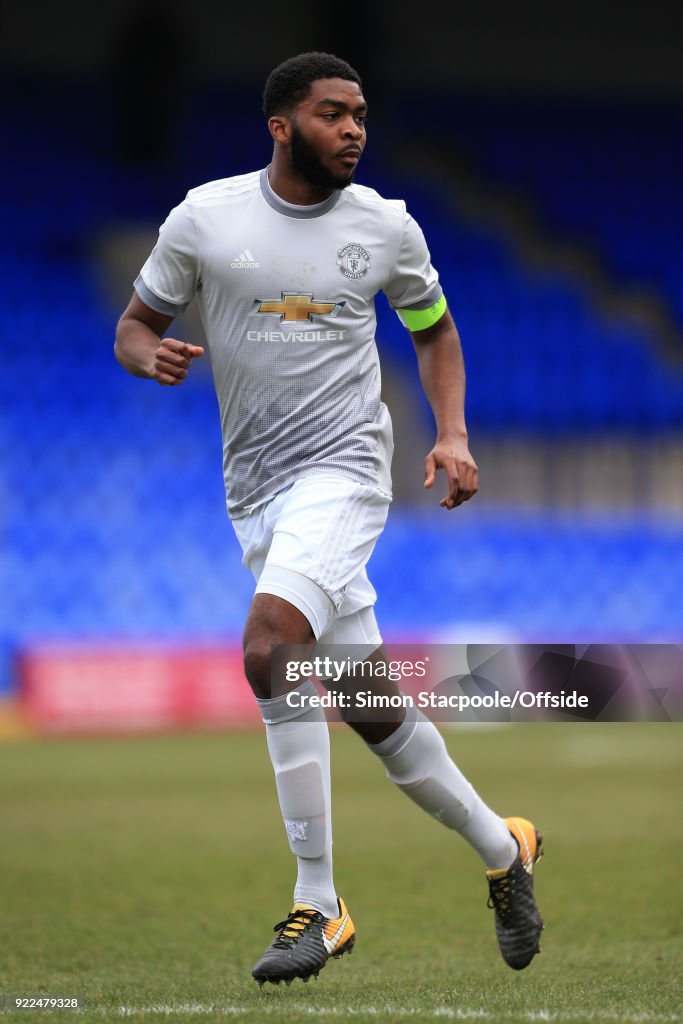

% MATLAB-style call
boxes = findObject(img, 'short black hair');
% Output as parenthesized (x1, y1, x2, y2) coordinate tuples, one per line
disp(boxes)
(263, 52, 362, 119)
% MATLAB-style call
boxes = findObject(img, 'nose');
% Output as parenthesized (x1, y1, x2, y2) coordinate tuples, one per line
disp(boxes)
(341, 116, 363, 140)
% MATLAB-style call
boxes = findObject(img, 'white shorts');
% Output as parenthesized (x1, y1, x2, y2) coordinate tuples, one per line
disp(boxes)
(232, 474, 391, 645)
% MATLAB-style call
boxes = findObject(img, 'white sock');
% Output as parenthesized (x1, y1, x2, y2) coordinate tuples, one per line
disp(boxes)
(257, 681, 339, 919)
(368, 706, 516, 870)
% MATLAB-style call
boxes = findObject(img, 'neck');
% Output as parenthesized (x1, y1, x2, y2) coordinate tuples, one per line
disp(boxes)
(268, 150, 336, 206)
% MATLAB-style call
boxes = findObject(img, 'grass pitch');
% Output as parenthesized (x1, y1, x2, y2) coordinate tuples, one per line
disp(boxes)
(1, 723, 681, 1024)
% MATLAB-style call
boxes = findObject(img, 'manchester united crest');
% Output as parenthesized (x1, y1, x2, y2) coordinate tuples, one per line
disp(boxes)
(337, 242, 371, 280)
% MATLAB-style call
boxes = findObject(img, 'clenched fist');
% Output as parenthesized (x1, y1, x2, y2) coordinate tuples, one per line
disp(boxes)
(152, 338, 205, 386)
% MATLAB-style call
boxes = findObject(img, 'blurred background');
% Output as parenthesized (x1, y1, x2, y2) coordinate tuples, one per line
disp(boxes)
(2, 0, 682, 734)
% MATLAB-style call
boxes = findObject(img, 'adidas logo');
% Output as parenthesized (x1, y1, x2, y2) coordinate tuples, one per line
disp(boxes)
(231, 248, 260, 269)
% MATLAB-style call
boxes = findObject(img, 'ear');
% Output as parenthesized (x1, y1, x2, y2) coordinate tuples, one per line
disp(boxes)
(268, 114, 291, 145)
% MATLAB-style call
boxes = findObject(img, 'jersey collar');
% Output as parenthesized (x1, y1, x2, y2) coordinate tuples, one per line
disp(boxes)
(260, 167, 341, 219)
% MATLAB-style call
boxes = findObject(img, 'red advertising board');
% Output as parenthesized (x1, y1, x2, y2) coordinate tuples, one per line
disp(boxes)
(19, 644, 260, 733)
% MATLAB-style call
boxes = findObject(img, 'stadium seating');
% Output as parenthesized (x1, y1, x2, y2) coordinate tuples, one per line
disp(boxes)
(398, 94, 683, 332)
(1, 78, 681, 690)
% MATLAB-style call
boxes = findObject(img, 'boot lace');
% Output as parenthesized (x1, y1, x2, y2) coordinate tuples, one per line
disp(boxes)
(487, 874, 515, 921)
(272, 908, 321, 949)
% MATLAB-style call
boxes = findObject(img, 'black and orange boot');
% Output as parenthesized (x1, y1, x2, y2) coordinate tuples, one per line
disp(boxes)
(486, 816, 544, 970)
(252, 898, 355, 986)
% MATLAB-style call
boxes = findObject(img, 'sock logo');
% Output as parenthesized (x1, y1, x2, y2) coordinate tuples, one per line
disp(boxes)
(285, 820, 309, 843)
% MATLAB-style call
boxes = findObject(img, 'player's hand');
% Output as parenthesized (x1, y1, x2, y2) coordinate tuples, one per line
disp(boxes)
(152, 338, 205, 386)
(424, 436, 478, 510)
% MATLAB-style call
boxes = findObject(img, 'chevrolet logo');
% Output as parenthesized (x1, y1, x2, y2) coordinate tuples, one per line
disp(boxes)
(252, 292, 345, 323)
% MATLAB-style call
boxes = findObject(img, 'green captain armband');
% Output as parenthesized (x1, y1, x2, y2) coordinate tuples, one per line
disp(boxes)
(396, 293, 447, 332)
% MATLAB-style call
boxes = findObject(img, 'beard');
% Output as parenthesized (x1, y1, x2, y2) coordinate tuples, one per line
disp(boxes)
(290, 122, 356, 191)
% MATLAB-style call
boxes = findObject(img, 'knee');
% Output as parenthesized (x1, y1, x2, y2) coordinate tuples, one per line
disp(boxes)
(243, 594, 316, 700)
(243, 636, 274, 700)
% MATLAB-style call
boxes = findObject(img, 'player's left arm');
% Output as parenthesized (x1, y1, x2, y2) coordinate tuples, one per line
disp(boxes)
(410, 307, 478, 510)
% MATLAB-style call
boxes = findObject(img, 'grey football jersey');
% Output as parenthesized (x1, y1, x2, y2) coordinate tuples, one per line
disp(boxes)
(135, 168, 442, 518)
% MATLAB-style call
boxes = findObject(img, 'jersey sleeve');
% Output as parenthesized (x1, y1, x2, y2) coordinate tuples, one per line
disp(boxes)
(383, 212, 445, 331)
(134, 198, 199, 315)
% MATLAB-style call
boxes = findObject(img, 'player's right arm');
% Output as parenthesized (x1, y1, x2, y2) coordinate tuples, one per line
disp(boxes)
(115, 293, 204, 386)
(116, 196, 203, 384)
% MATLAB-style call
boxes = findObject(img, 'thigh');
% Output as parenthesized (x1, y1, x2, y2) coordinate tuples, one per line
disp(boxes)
(319, 584, 382, 646)
(231, 486, 291, 582)
(264, 474, 390, 610)
(233, 474, 390, 641)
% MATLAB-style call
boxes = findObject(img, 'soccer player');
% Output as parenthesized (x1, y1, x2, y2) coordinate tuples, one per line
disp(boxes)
(114, 52, 544, 986)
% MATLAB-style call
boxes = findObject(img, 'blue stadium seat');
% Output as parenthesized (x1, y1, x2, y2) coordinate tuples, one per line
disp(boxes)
(1, 77, 682, 692)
